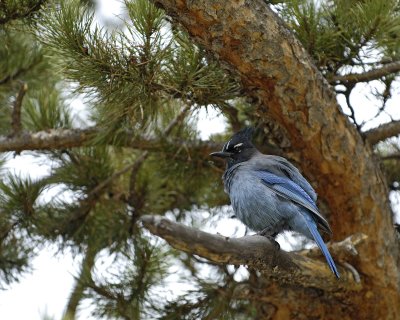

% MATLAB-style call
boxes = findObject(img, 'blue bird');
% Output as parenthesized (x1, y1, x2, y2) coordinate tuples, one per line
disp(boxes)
(211, 128, 340, 278)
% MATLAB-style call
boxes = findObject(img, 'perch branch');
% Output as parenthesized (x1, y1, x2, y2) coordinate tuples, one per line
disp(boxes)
(141, 215, 360, 291)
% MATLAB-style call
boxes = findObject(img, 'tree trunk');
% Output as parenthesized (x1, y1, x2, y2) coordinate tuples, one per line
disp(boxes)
(147, 0, 400, 318)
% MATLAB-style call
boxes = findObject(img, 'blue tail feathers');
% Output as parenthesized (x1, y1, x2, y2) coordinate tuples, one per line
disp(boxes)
(303, 214, 340, 278)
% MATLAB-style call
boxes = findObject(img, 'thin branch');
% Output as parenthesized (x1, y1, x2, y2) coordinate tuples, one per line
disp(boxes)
(128, 104, 191, 217)
(163, 104, 192, 135)
(0, 128, 170, 153)
(0, 68, 29, 85)
(364, 120, 400, 145)
(85, 105, 193, 210)
(62, 246, 97, 320)
(0, 128, 98, 152)
(330, 61, 400, 84)
(343, 84, 360, 130)
(141, 215, 359, 291)
(11, 82, 28, 136)
(381, 153, 400, 161)
(299, 233, 368, 262)
(86, 162, 138, 199)
(218, 102, 242, 132)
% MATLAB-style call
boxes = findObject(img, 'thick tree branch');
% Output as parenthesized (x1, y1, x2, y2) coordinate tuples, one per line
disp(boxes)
(330, 61, 400, 84)
(141, 215, 360, 291)
(364, 120, 400, 145)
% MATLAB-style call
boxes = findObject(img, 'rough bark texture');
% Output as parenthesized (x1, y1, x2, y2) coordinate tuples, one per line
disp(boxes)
(364, 120, 400, 145)
(330, 61, 400, 84)
(0, 127, 222, 154)
(146, 0, 400, 318)
(0, 128, 97, 152)
(141, 215, 365, 289)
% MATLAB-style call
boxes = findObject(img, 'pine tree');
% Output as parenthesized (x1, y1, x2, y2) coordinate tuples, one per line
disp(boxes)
(1, 0, 400, 319)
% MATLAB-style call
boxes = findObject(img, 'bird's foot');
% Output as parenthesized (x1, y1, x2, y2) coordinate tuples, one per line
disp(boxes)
(255, 230, 280, 250)
(266, 236, 280, 250)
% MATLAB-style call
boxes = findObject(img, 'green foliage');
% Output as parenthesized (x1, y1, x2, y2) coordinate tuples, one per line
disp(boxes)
(0, 0, 44, 25)
(0, 173, 46, 286)
(37, 0, 239, 143)
(34, 147, 130, 248)
(163, 32, 240, 106)
(2, 0, 400, 318)
(0, 10, 63, 136)
(23, 88, 72, 130)
(0, 229, 32, 288)
(48, 147, 115, 192)
(37, 0, 168, 131)
(0, 174, 46, 225)
(87, 235, 170, 319)
(280, 0, 400, 73)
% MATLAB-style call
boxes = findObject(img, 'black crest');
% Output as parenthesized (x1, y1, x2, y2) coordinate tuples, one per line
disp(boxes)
(222, 127, 254, 152)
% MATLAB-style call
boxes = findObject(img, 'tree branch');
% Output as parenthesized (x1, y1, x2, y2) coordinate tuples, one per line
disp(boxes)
(330, 61, 400, 84)
(0, 126, 223, 153)
(141, 215, 359, 291)
(364, 120, 400, 145)
(0, 128, 97, 152)
(11, 82, 28, 136)
(128, 104, 191, 218)
(381, 152, 400, 161)
(0, 128, 168, 152)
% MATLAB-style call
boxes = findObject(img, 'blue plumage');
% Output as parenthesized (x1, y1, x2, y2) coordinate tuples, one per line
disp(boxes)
(256, 170, 317, 209)
(303, 214, 340, 278)
(211, 128, 340, 278)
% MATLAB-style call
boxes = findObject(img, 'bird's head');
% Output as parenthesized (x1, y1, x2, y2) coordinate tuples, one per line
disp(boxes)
(210, 127, 258, 167)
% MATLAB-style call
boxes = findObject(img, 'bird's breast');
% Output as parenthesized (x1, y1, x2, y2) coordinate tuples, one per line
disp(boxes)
(225, 169, 284, 231)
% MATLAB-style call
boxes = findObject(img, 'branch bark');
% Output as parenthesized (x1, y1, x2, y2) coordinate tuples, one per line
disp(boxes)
(0, 127, 222, 154)
(364, 120, 400, 145)
(330, 61, 400, 84)
(0, 128, 98, 152)
(62, 246, 97, 320)
(141, 215, 362, 290)
(149, 0, 400, 317)
(11, 82, 27, 136)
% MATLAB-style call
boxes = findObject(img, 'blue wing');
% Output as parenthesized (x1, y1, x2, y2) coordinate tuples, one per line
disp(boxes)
(303, 214, 340, 278)
(256, 170, 339, 277)
(256, 170, 331, 234)
(268, 156, 317, 203)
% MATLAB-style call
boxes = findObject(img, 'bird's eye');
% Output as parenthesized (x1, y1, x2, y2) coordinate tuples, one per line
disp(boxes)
(233, 143, 243, 152)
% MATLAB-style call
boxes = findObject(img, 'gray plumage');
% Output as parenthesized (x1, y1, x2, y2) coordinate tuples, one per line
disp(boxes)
(224, 153, 329, 238)
(211, 128, 339, 278)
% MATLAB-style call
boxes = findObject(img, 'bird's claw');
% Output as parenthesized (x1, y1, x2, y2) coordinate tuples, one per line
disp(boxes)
(255, 231, 280, 250)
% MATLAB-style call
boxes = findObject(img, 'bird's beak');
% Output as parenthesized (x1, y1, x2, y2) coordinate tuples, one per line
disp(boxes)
(210, 151, 233, 159)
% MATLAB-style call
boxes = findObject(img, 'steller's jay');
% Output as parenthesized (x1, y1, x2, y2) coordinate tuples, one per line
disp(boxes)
(211, 128, 340, 278)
